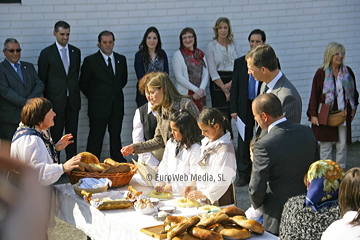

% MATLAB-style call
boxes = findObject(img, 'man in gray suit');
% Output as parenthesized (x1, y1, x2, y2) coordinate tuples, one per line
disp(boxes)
(0, 38, 44, 141)
(249, 93, 318, 235)
(245, 44, 301, 136)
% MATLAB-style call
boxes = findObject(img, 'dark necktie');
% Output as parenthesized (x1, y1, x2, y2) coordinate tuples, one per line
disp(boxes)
(248, 74, 256, 100)
(15, 63, 24, 82)
(262, 84, 269, 94)
(108, 57, 114, 76)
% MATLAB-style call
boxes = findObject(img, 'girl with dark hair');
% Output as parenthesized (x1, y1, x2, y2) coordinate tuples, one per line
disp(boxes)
(184, 107, 237, 206)
(134, 27, 169, 107)
(155, 109, 202, 194)
(322, 167, 360, 239)
(172, 27, 209, 111)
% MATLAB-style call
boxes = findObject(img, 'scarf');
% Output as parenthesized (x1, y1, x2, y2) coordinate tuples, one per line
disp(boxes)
(180, 47, 206, 88)
(12, 123, 59, 163)
(305, 160, 344, 211)
(323, 65, 356, 110)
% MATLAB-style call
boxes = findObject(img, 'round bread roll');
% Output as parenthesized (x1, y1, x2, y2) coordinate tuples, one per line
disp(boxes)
(230, 216, 264, 234)
(78, 152, 100, 164)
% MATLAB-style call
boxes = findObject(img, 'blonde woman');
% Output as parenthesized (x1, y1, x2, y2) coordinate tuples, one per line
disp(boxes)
(307, 42, 358, 169)
(206, 17, 240, 120)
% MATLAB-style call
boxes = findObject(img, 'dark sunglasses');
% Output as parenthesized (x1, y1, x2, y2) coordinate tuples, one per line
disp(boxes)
(6, 49, 22, 53)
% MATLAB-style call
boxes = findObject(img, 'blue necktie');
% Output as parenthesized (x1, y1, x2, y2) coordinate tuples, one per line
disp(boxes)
(15, 63, 24, 82)
(248, 74, 256, 100)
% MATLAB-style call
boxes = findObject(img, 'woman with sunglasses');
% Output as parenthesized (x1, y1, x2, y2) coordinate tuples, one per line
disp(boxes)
(307, 42, 358, 169)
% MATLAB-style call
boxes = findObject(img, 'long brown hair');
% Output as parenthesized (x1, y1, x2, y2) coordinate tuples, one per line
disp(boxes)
(339, 167, 360, 226)
(144, 72, 187, 112)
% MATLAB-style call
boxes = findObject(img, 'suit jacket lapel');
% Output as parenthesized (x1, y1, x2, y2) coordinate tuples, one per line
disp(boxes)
(68, 45, 76, 69)
(51, 43, 67, 76)
(2, 60, 24, 85)
(95, 51, 111, 74)
(271, 75, 285, 95)
(114, 54, 122, 78)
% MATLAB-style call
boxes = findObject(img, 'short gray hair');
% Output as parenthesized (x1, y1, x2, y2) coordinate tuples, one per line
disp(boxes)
(3, 38, 19, 50)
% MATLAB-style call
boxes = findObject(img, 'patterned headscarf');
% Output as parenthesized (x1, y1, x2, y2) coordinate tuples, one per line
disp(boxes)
(305, 160, 344, 211)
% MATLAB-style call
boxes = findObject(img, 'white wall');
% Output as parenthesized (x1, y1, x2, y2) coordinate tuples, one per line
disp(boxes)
(1, 0, 359, 160)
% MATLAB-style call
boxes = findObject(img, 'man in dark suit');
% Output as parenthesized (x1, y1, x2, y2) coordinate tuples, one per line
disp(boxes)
(38, 21, 81, 161)
(80, 30, 128, 162)
(230, 29, 282, 187)
(246, 44, 302, 136)
(249, 93, 318, 235)
(0, 38, 44, 141)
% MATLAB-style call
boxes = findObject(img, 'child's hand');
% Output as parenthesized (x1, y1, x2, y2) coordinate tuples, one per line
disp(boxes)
(187, 190, 205, 200)
(182, 185, 194, 198)
(154, 181, 166, 192)
(163, 184, 172, 192)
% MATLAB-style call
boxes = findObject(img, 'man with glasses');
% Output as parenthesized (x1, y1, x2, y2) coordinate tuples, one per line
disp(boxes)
(0, 38, 44, 141)
(38, 21, 81, 162)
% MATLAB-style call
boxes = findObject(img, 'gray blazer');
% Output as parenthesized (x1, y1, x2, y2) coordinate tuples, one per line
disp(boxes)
(249, 120, 318, 235)
(257, 74, 302, 137)
(0, 60, 44, 124)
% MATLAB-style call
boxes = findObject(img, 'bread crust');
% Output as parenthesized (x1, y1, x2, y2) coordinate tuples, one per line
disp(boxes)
(102, 164, 130, 174)
(188, 226, 223, 240)
(215, 206, 245, 217)
(78, 152, 100, 164)
(78, 162, 98, 173)
(167, 216, 200, 240)
(229, 216, 264, 234)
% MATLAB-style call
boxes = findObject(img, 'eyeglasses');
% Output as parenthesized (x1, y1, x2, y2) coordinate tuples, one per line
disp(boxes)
(182, 35, 194, 41)
(333, 52, 345, 56)
(5, 49, 22, 53)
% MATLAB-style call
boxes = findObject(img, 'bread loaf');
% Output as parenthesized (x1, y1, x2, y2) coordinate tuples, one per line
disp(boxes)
(104, 158, 118, 166)
(102, 164, 130, 174)
(78, 162, 98, 173)
(72, 163, 85, 172)
(172, 233, 200, 240)
(88, 163, 106, 172)
(229, 216, 264, 234)
(214, 206, 245, 217)
(77, 152, 100, 164)
(213, 224, 251, 239)
(167, 216, 200, 240)
(188, 226, 223, 240)
(197, 213, 229, 228)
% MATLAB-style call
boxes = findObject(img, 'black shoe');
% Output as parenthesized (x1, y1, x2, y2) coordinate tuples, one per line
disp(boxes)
(236, 178, 249, 187)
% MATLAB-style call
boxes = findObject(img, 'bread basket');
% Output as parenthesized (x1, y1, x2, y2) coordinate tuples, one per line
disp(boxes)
(67, 163, 137, 187)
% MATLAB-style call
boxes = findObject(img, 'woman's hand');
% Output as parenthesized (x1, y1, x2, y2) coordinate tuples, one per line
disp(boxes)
(121, 145, 134, 156)
(155, 181, 166, 192)
(55, 134, 74, 151)
(221, 84, 230, 102)
(163, 184, 172, 192)
(196, 88, 205, 98)
(310, 116, 319, 126)
(62, 155, 81, 173)
(187, 190, 206, 200)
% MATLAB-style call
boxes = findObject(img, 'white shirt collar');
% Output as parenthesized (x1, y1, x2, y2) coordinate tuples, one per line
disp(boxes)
(268, 117, 287, 133)
(266, 70, 283, 91)
(6, 59, 20, 67)
(100, 50, 114, 63)
(55, 41, 68, 51)
(147, 102, 156, 116)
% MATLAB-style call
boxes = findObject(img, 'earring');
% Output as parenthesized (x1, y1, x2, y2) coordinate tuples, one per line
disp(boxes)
(40, 123, 42, 127)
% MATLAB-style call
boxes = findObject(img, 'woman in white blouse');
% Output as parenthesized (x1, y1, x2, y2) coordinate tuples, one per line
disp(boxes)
(206, 17, 240, 120)
(10, 98, 80, 232)
(172, 27, 209, 111)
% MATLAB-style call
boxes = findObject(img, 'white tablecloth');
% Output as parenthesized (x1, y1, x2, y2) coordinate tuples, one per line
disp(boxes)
(54, 174, 278, 240)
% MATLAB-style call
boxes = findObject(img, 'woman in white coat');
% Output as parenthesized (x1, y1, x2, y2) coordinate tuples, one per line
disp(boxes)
(172, 27, 209, 111)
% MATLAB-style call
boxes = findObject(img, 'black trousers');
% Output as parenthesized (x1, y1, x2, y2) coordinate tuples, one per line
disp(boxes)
(86, 112, 126, 163)
(51, 98, 79, 162)
(0, 122, 17, 141)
